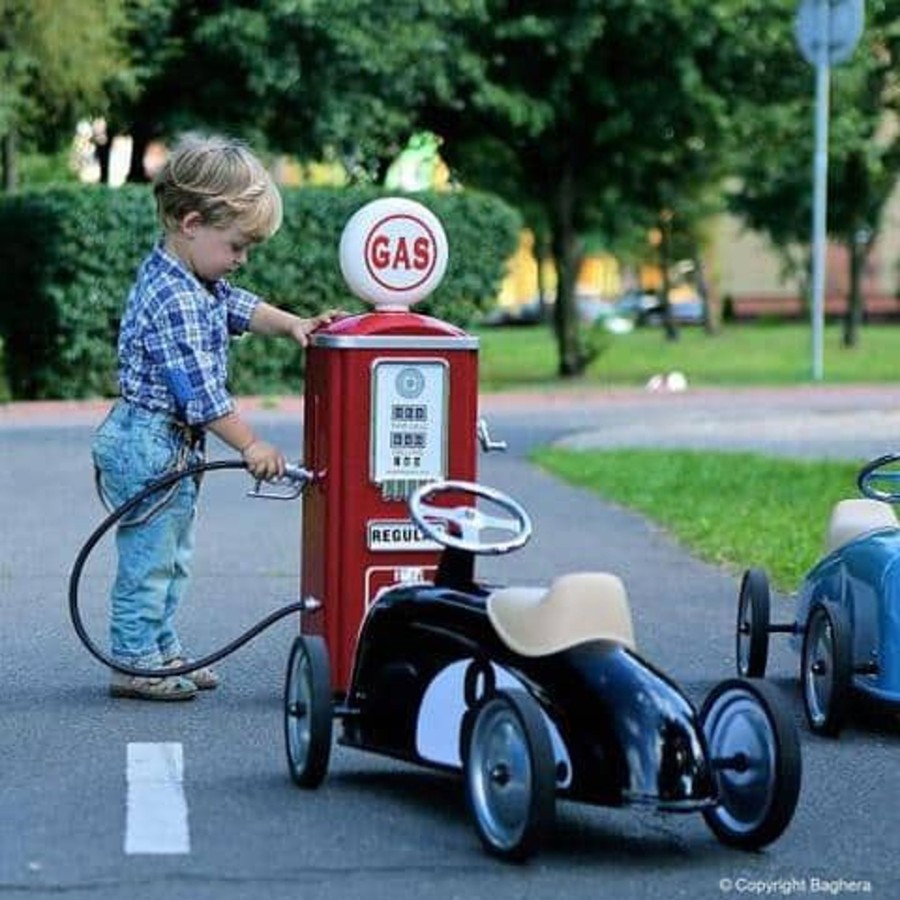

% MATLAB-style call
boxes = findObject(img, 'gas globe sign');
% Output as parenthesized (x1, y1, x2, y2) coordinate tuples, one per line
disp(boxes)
(339, 197, 449, 309)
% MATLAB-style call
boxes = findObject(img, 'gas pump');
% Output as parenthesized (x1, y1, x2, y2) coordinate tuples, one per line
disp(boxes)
(299, 197, 491, 693)
(67, 196, 501, 697)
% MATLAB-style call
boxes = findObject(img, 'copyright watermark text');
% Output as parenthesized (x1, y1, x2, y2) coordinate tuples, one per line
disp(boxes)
(718, 877, 873, 896)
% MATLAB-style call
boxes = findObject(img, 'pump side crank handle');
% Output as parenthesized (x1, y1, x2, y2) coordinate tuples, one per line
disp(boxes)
(477, 417, 507, 453)
(247, 463, 314, 500)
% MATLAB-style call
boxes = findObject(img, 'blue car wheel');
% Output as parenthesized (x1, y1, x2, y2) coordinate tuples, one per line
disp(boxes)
(802, 602, 852, 737)
(736, 568, 771, 678)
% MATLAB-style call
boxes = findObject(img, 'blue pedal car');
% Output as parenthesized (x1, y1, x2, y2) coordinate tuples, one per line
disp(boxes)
(736, 453, 900, 736)
(285, 480, 801, 861)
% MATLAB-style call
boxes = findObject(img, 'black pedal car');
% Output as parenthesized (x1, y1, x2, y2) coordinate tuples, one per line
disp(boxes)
(284, 481, 801, 861)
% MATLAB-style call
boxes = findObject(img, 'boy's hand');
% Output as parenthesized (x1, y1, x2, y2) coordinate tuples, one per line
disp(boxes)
(290, 309, 348, 347)
(241, 439, 285, 480)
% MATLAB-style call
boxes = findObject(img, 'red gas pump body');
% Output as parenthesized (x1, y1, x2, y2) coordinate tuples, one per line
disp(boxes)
(300, 310, 478, 693)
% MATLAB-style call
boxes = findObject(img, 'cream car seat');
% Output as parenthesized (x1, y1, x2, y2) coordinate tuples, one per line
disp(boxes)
(826, 498, 898, 553)
(487, 571, 635, 657)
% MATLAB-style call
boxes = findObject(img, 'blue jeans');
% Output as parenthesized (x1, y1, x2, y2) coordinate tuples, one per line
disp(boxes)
(92, 400, 201, 668)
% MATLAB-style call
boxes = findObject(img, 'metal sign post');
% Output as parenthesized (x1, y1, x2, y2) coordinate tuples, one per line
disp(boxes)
(794, 0, 864, 381)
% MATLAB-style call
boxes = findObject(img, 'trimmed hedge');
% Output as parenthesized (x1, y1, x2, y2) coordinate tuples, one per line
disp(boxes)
(0, 185, 520, 400)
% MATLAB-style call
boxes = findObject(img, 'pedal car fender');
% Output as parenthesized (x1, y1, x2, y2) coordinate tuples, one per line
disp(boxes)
(414, 658, 573, 787)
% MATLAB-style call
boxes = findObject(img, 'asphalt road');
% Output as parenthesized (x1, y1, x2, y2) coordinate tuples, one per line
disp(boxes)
(2, 385, 899, 900)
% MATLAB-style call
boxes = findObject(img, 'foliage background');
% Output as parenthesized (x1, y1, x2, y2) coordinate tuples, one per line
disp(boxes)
(0, 185, 520, 399)
(3, 0, 900, 385)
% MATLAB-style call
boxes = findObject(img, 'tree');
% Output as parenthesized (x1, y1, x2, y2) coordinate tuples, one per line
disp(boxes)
(727, 0, 900, 347)
(101, 1, 765, 372)
(108, 0, 893, 373)
(108, 0, 480, 181)
(415, 1, 759, 373)
(0, 0, 127, 191)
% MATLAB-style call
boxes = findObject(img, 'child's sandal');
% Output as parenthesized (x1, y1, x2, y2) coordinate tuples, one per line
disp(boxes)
(165, 657, 220, 691)
(109, 673, 197, 701)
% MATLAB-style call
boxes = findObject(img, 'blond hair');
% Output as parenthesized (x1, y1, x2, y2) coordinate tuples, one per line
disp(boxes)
(154, 134, 283, 241)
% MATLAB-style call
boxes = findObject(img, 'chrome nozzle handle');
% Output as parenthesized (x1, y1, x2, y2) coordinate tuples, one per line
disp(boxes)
(247, 463, 314, 500)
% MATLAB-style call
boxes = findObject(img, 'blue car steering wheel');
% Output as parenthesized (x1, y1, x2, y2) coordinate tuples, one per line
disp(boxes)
(858, 453, 900, 503)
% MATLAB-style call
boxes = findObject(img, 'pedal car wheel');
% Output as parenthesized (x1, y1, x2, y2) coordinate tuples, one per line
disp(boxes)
(284, 635, 333, 788)
(465, 689, 556, 862)
(736, 568, 771, 677)
(802, 602, 852, 737)
(700, 678, 801, 850)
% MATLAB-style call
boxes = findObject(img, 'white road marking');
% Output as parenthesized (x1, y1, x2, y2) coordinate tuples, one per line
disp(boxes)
(125, 742, 190, 855)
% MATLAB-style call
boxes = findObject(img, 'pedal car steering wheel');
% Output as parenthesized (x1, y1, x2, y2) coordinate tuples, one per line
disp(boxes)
(408, 480, 533, 555)
(858, 453, 900, 503)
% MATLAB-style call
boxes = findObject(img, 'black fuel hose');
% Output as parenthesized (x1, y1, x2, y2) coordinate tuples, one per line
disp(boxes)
(68, 459, 308, 680)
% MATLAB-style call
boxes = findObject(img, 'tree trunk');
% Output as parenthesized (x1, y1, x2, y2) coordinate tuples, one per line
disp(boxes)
(549, 167, 587, 377)
(2, 130, 17, 193)
(798, 247, 812, 318)
(658, 212, 678, 341)
(842, 233, 866, 348)
(694, 255, 717, 336)
(551, 235, 584, 377)
(95, 133, 112, 185)
(126, 119, 154, 183)
(535, 230, 551, 323)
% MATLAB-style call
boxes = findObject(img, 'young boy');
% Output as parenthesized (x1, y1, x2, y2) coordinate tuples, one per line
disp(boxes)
(92, 133, 340, 701)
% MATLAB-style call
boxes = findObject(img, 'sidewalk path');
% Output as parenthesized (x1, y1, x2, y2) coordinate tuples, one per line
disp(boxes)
(2, 382, 898, 430)
(3, 383, 899, 464)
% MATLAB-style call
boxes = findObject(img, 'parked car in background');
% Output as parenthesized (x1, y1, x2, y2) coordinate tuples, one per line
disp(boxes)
(479, 287, 705, 331)
(614, 289, 705, 326)
(479, 298, 545, 326)
(576, 296, 616, 324)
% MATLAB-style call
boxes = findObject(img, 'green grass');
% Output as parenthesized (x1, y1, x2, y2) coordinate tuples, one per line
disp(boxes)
(532, 446, 862, 591)
(476, 321, 900, 390)
(486, 321, 894, 589)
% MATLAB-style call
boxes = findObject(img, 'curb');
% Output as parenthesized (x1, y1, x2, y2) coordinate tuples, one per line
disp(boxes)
(1, 383, 898, 429)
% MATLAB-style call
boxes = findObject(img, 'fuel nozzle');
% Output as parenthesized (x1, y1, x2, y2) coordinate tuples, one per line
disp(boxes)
(247, 463, 314, 500)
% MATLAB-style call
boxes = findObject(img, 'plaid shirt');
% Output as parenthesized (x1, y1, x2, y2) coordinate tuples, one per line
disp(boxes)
(118, 242, 259, 425)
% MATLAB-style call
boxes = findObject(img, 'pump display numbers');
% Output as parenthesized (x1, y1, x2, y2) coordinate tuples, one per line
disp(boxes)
(392, 404, 428, 422)
(390, 431, 426, 449)
(371, 360, 447, 485)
